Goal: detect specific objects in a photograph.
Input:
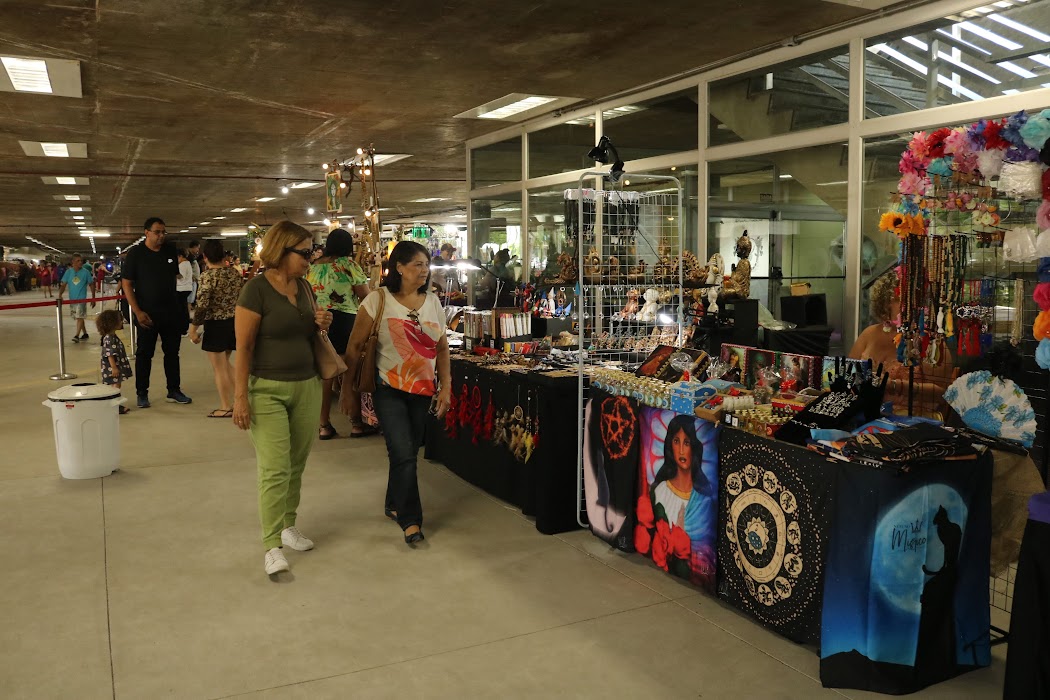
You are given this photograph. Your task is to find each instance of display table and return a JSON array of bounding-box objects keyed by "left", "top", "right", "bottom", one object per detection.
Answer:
[
  {"left": 717, "top": 429, "right": 993, "bottom": 694},
  {"left": 1004, "top": 491, "right": 1050, "bottom": 699},
  {"left": 424, "top": 357, "right": 580, "bottom": 535}
]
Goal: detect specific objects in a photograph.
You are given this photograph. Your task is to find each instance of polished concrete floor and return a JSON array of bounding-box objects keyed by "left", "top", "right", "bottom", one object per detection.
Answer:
[{"left": 1, "top": 290, "right": 1009, "bottom": 699}]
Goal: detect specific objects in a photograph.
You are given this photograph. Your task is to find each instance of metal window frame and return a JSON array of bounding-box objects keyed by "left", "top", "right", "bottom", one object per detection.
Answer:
[{"left": 466, "top": 0, "right": 1050, "bottom": 346}]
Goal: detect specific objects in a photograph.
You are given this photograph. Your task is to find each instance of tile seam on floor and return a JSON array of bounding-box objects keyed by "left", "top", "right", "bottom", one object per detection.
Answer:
[
  {"left": 207, "top": 599, "right": 674, "bottom": 700},
  {"left": 669, "top": 596, "right": 852, "bottom": 698},
  {"left": 101, "top": 478, "right": 117, "bottom": 700}
]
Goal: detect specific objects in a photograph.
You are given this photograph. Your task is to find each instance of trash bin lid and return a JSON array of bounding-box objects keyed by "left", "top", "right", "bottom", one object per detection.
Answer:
[{"left": 47, "top": 383, "right": 121, "bottom": 402}]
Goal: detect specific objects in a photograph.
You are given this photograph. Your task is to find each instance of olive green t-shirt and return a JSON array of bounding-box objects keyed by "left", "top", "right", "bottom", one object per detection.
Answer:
[{"left": 237, "top": 275, "right": 317, "bottom": 381}]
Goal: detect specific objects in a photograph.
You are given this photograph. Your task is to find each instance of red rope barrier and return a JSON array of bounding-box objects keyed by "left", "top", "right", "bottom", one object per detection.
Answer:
[{"left": 0, "top": 295, "right": 125, "bottom": 312}]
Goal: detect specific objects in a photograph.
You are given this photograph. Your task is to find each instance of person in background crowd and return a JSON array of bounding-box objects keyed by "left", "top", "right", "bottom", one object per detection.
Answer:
[
  {"left": 310, "top": 244, "right": 324, "bottom": 263},
  {"left": 185, "top": 240, "right": 201, "bottom": 306},
  {"left": 95, "top": 260, "right": 107, "bottom": 289},
  {"left": 50, "top": 262, "right": 59, "bottom": 288},
  {"left": 96, "top": 309, "right": 133, "bottom": 415},
  {"left": 121, "top": 217, "right": 192, "bottom": 408},
  {"left": 306, "top": 228, "right": 373, "bottom": 439},
  {"left": 58, "top": 253, "right": 96, "bottom": 342},
  {"left": 431, "top": 243, "right": 461, "bottom": 296},
  {"left": 189, "top": 240, "right": 242, "bottom": 418},
  {"left": 0, "top": 265, "right": 8, "bottom": 295},
  {"left": 234, "top": 221, "right": 332, "bottom": 576},
  {"left": 343, "top": 240, "right": 451, "bottom": 546},
  {"left": 39, "top": 263, "right": 52, "bottom": 298},
  {"left": 55, "top": 262, "right": 66, "bottom": 288},
  {"left": 176, "top": 249, "right": 194, "bottom": 320},
  {"left": 476, "top": 248, "right": 515, "bottom": 309}
]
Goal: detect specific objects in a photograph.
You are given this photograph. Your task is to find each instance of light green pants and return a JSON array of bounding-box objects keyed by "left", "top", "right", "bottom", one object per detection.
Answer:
[{"left": 248, "top": 375, "right": 322, "bottom": 549}]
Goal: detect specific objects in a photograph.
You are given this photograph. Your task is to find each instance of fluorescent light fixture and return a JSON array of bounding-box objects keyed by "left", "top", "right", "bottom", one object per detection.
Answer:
[
  {"left": 63, "top": 195, "right": 84, "bottom": 201},
  {"left": 255, "top": 197, "right": 276, "bottom": 202},
  {"left": 289, "top": 181, "right": 322, "bottom": 189},
  {"left": 72, "top": 215, "right": 85, "bottom": 219},
  {"left": 492, "top": 206, "right": 520, "bottom": 212},
  {"left": 476, "top": 96, "right": 556, "bottom": 119},
  {"left": 66, "top": 207, "right": 83, "bottom": 212},
  {"left": 188, "top": 226, "right": 197, "bottom": 229},
  {"left": 81, "top": 232, "right": 110, "bottom": 237},
  {"left": 41, "top": 176, "right": 89, "bottom": 186},
  {"left": 410, "top": 197, "right": 449, "bottom": 203},
  {"left": 42, "top": 142, "right": 68, "bottom": 157},
  {"left": 566, "top": 104, "right": 645, "bottom": 126},
  {"left": 371, "top": 154, "right": 412, "bottom": 166},
  {"left": 229, "top": 207, "right": 248, "bottom": 212},
  {"left": 1, "top": 55, "right": 82, "bottom": 97},
  {"left": 455, "top": 93, "right": 578, "bottom": 122},
  {"left": 1, "top": 56, "right": 51, "bottom": 93},
  {"left": 212, "top": 216, "right": 226, "bottom": 219},
  {"left": 180, "top": 229, "right": 188, "bottom": 233},
  {"left": 957, "top": 21, "right": 1023, "bottom": 50},
  {"left": 221, "top": 232, "right": 245, "bottom": 237},
  {"left": 779, "top": 174, "right": 793, "bottom": 180},
  {"left": 816, "top": 180, "right": 848, "bottom": 186},
  {"left": 19, "top": 140, "right": 87, "bottom": 158},
  {"left": 199, "top": 221, "right": 210, "bottom": 225}
]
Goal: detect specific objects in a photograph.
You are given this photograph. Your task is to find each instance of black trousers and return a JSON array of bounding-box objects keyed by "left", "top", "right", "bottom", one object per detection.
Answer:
[
  {"left": 1004, "top": 519, "right": 1050, "bottom": 699},
  {"left": 372, "top": 384, "right": 430, "bottom": 530},
  {"left": 134, "top": 312, "right": 184, "bottom": 396}
]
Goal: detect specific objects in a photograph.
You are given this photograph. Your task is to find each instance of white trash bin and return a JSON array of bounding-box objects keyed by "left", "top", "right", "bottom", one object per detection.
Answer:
[{"left": 43, "top": 384, "right": 125, "bottom": 479}]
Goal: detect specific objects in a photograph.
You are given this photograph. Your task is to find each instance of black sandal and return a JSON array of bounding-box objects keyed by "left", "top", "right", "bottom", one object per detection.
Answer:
[
  {"left": 349, "top": 420, "right": 378, "bottom": 438},
  {"left": 318, "top": 423, "right": 338, "bottom": 440},
  {"left": 384, "top": 508, "right": 398, "bottom": 522},
  {"left": 403, "top": 525, "right": 424, "bottom": 545}
]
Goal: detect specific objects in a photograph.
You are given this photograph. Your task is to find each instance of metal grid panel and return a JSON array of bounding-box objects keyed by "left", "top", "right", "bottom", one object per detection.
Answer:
[{"left": 574, "top": 174, "right": 685, "bottom": 527}]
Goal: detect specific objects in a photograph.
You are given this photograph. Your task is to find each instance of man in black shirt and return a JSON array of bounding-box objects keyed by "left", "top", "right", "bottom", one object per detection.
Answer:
[{"left": 121, "top": 217, "right": 192, "bottom": 408}]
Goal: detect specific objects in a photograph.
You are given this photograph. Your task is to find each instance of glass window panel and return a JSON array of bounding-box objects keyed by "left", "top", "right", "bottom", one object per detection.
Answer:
[
  {"left": 600, "top": 89, "right": 699, "bottom": 162},
  {"left": 470, "top": 136, "right": 521, "bottom": 189},
  {"left": 471, "top": 194, "right": 522, "bottom": 270},
  {"left": 707, "top": 143, "right": 849, "bottom": 354},
  {"left": 621, "top": 166, "right": 700, "bottom": 255},
  {"left": 528, "top": 119, "right": 598, "bottom": 179},
  {"left": 709, "top": 47, "right": 849, "bottom": 147},
  {"left": 527, "top": 184, "right": 575, "bottom": 283},
  {"left": 864, "top": 0, "right": 1050, "bottom": 117}
]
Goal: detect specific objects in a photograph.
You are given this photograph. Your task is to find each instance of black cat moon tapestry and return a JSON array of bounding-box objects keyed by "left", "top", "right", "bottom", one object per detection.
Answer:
[{"left": 819, "top": 456, "right": 992, "bottom": 694}]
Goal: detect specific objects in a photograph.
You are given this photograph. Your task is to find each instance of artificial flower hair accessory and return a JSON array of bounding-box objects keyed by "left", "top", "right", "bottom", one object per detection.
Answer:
[
  {"left": 1037, "top": 338, "right": 1050, "bottom": 370},
  {"left": 999, "top": 161, "right": 1043, "bottom": 200},
  {"left": 1034, "top": 282, "right": 1050, "bottom": 311},
  {"left": 1033, "top": 309, "right": 1050, "bottom": 340},
  {"left": 1018, "top": 108, "right": 1050, "bottom": 150},
  {"left": 1003, "top": 226, "right": 1038, "bottom": 262},
  {"left": 1036, "top": 230, "right": 1050, "bottom": 259},
  {"left": 975, "top": 149, "right": 1006, "bottom": 179}
]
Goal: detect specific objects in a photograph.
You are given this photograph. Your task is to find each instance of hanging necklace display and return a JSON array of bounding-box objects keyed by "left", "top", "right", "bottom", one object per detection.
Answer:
[
  {"left": 1011, "top": 278, "right": 1025, "bottom": 346},
  {"left": 470, "top": 385, "right": 483, "bottom": 444},
  {"left": 480, "top": 388, "right": 495, "bottom": 442},
  {"left": 523, "top": 389, "right": 535, "bottom": 463}
]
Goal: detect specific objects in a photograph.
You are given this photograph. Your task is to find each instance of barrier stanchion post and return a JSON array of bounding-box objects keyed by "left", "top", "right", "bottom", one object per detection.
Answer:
[{"left": 49, "top": 298, "right": 77, "bottom": 381}]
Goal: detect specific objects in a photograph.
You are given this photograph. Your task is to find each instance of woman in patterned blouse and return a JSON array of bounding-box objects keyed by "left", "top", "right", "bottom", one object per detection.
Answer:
[
  {"left": 189, "top": 239, "right": 244, "bottom": 417},
  {"left": 307, "top": 229, "right": 373, "bottom": 438}
]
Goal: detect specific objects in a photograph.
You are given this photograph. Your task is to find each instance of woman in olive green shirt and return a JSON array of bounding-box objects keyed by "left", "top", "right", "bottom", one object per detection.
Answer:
[{"left": 234, "top": 221, "right": 333, "bottom": 577}]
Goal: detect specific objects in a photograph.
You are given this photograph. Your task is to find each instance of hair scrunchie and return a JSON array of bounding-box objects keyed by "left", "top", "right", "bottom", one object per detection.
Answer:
[
  {"left": 1035, "top": 309, "right": 1050, "bottom": 340},
  {"left": 1038, "top": 338, "right": 1050, "bottom": 370},
  {"left": 1038, "top": 257, "right": 1050, "bottom": 283},
  {"left": 1036, "top": 282, "right": 1050, "bottom": 311}
]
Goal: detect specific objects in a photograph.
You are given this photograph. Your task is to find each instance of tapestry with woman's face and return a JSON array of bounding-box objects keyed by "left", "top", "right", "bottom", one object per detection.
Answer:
[{"left": 635, "top": 409, "right": 720, "bottom": 591}]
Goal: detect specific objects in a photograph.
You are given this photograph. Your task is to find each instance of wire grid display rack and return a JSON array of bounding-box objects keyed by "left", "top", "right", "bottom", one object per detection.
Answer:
[
  {"left": 921, "top": 193, "right": 1047, "bottom": 642},
  {"left": 575, "top": 173, "right": 684, "bottom": 528}
]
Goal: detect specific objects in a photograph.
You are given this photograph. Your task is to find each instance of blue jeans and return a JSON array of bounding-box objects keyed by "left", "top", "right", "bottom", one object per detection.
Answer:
[{"left": 372, "top": 383, "right": 430, "bottom": 530}]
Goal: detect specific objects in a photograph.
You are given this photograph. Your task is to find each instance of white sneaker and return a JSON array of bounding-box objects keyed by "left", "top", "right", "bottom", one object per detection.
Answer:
[
  {"left": 264, "top": 547, "right": 289, "bottom": 575},
  {"left": 281, "top": 527, "right": 314, "bottom": 551}
]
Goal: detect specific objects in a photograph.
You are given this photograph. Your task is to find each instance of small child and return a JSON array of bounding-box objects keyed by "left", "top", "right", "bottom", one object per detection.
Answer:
[{"left": 96, "top": 310, "right": 133, "bottom": 414}]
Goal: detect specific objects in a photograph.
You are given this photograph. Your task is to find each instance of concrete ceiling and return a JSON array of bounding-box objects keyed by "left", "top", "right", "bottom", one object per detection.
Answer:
[{"left": 0, "top": 0, "right": 882, "bottom": 255}]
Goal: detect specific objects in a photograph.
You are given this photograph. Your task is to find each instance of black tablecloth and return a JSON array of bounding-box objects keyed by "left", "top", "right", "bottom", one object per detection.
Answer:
[{"left": 424, "top": 358, "right": 581, "bottom": 535}]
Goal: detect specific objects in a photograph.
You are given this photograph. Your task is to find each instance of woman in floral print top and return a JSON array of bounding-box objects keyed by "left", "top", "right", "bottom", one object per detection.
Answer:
[
  {"left": 306, "top": 229, "right": 372, "bottom": 438},
  {"left": 189, "top": 240, "right": 244, "bottom": 417}
]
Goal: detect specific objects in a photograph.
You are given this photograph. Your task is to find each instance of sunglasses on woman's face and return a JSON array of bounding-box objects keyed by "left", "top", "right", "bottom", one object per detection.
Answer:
[{"left": 285, "top": 247, "right": 313, "bottom": 260}]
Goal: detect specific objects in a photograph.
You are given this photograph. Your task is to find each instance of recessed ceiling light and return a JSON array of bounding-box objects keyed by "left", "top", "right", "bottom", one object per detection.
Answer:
[
  {"left": 221, "top": 231, "right": 246, "bottom": 237},
  {"left": 199, "top": 221, "right": 210, "bottom": 225},
  {"left": 456, "top": 94, "right": 578, "bottom": 122},
  {"left": 19, "top": 141, "right": 82, "bottom": 158},
  {"left": 56, "top": 177, "right": 77, "bottom": 185},
  {"left": 306, "top": 207, "right": 315, "bottom": 215},
  {"left": 72, "top": 215, "right": 85, "bottom": 219},
  {"left": 67, "top": 207, "right": 83, "bottom": 212},
  {"left": 1, "top": 55, "right": 82, "bottom": 97},
  {"left": 1, "top": 56, "right": 52, "bottom": 93},
  {"left": 81, "top": 232, "right": 110, "bottom": 237},
  {"left": 255, "top": 197, "right": 276, "bottom": 202},
  {"left": 289, "top": 181, "right": 323, "bottom": 189},
  {"left": 188, "top": 226, "right": 197, "bottom": 229},
  {"left": 229, "top": 207, "right": 248, "bottom": 212},
  {"left": 410, "top": 197, "right": 449, "bottom": 203},
  {"left": 180, "top": 229, "right": 188, "bottom": 233},
  {"left": 212, "top": 216, "right": 226, "bottom": 220}
]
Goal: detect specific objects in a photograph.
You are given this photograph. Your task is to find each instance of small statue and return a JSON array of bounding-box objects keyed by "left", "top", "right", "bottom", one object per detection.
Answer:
[
  {"left": 707, "top": 285, "right": 720, "bottom": 315},
  {"left": 680, "top": 251, "right": 706, "bottom": 286},
  {"left": 583, "top": 247, "right": 603, "bottom": 283},
  {"left": 545, "top": 288, "right": 556, "bottom": 317},
  {"left": 721, "top": 231, "right": 752, "bottom": 299},
  {"left": 637, "top": 288, "right": 661, "bottom": 322},
  {"left": 705, "top": 253, "right": 724, "bottom": 286},
  {"left": 619, "top": 288, "right": 640, "bottom": 320},
  {"left": 555, "top": 289, "right": 567, "bottom": 316},
  {"left": 653, "top": 244, "right": 674, "bottom": 282}
]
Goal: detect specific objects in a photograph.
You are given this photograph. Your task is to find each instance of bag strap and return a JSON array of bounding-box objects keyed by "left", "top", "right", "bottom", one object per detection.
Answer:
[
  {"left": 367, "top": 288, "right": 386, "bottom": 338},
  {"left": 298, "top": 277, "right": 318, "bottom": 312}
]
